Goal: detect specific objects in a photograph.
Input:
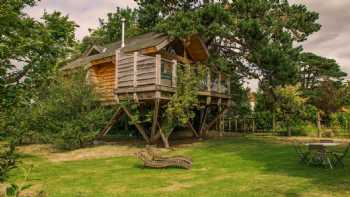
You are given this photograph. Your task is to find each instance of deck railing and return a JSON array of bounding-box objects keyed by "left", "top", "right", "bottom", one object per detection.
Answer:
[{"left": 115, "top": 51, "right": 229, "bottom": 95}]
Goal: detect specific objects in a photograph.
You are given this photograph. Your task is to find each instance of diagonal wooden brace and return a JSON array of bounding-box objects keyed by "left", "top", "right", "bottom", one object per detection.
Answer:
[
  {"left": 186, "top": 121, "right": 199, "bottom": 138},
  {"left": 203, "top": 108, "right": 228, "bottom": 137},
  {"left": 97, "top": 107, "right": 124, "bottom": 138},
  {"left": 121, "top": 106, "right": 150, "bottom": 144}
]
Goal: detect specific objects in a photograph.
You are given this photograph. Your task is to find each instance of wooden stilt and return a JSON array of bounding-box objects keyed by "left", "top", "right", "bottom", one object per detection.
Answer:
[
  {"left": 187, "top": 121, "right": 199, "bottom": 138},
  {"left": 157, "top": 122, "right": 169, "bottom": 148},
  {"left": 203, "top": 108, "right": 228, "bottom": 137},
  {"left": 97, "top": 107, "right": 124, "bottom": 138},
  {"left": 199, "top": 107, "right": 208, "bottom": 136},
  {"left": 151, "top": 99, "right": 160, "bottom": 140},
  {"left": 317, "top": 111, "right": 321, "bottom": 138},
  {"left": 121, "top": 106, "right": 150, "bottom": 144}
]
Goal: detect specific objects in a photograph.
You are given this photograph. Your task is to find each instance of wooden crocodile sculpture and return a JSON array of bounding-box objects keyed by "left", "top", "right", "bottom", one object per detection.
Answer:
[{"left": 135, "top": 150, "right": 192, "bottom": 170}]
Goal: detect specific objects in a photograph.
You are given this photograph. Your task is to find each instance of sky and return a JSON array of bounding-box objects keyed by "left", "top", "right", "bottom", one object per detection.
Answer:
[{"left": 25, "top": 0, "right": 350, "bottom": 89}]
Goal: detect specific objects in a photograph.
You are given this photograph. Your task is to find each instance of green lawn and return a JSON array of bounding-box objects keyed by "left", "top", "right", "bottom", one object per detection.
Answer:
[{"left": 5, "top": 137, "right": 350, "bottom": 196}]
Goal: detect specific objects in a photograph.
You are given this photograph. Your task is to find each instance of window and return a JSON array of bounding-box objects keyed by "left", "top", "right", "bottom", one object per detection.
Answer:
[{"left": 161, "top": 61, "right": 172, "bottom": 80}]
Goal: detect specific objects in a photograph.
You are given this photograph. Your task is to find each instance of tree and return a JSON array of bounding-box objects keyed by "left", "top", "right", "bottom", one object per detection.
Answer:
[
  {"left": 299, "top": 52, "right": 346, "bottom": 90},
  {"left": 310, "top": 80, "right": 350, "bottom": 116},
  {"left": 134, "top": 0, "right": 322, "bottom": 114},
  {"left": 274, "top": 85, "right": 307, "bottom": 136},
  {"left": 80, "top": 7, "right": 140, "bottom": 52},
  {"left": 5, "top": 70, "right": 113, "bottom": 149},
  {"left": 0, "top": 1, "right": 78, "bottom": 109}
]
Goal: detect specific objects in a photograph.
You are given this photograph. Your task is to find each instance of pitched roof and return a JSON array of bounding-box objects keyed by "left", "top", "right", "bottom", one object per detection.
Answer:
[
  {"left": 61, "top": 32, "right": 209, "bottom": 71},
  {"left": 61, "top": 32, "right": 170, "bottom": 71}
]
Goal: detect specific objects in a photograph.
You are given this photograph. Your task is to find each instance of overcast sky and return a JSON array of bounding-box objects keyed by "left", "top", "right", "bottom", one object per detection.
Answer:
[{"left": 26, "top": 0, "right": 350, "bottom": 89}]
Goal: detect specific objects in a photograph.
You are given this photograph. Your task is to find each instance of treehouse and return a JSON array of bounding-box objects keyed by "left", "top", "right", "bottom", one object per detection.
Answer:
[{"left": 62, "top": 32, "right": 231, "bottom": 147}]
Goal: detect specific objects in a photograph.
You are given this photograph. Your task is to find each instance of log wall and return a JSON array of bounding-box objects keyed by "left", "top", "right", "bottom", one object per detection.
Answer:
[{"left": 90, "top": 62, "right": 116, "bottom": 102}]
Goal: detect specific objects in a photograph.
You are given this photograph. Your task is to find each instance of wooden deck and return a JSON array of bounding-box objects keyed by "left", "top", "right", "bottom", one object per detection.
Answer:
[{"left": 88, "top": 51, "right": 231, "bottom": 106}]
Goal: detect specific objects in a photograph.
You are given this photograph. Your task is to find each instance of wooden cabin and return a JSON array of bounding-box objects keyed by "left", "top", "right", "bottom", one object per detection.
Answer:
[{"left": 62, "top": 32, "right": 231, "bottom": 147}]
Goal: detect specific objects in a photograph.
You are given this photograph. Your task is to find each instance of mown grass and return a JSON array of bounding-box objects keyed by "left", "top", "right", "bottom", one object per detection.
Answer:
[{"left": 5, "top": 137, "right": 350, "bottom": 196}]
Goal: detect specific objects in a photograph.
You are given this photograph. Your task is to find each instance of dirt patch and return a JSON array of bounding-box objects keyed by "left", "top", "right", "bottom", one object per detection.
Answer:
[
  {"left": 159, "top": 181, "right": 192, "bottom": 192},
  {"left": 17, "top": 143, "right": 171, "bottom": 162}
]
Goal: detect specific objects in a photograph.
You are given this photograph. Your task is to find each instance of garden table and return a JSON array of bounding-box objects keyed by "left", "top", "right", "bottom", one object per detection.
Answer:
[{"left": 304, "top": 142, "right": 340, "bottom": 169}]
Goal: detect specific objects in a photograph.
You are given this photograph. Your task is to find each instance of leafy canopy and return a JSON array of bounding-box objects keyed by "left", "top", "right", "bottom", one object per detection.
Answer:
[{"left": 0, "top": 0, "right": 78, "bottom": 108}]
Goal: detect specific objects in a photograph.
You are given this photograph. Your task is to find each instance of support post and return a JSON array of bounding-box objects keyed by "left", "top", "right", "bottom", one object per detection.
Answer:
[
  {"left": 133, "top": 52, "right": 138, "bottom": 101},
  {"left": 199, "top": 107, "right": 208, "bottom": 136},
  {"left": 157, "top": 122, "right": 170, "bottom": 148},
  {"left": 115, "top": 50, "right": 120, "bottom": 103},
  {"left": 235, "top": 118, "right": 238, "bottom": 132},
  {"left": 187, "top": 121, "right": 199, "bottom": 138},
  {"left": 121, "top": 106, "right": 150, "bottom": 144},
  {"left": 172, "top": 60, "right": 177, "bottom": 88},
  {"left": 207, "top": 69, "right": 211, "bottom": 105},
  {"left": 97, "top": 107, "right": 124, "bottom": 138},
  {"left": 252, "top": 118, "right": 255, "bottom": 133},
  {"left": 228, "top": 118, "right": 231, "bottom": 132},
  {"left": 317, "top": 111, "right": 321, "bottom": 138},
  {"left": 218, "top": 72, "right": 222, "bottom": 93},
  {"left": 156, "top": 54, "right": 161, "bottom": 86},
  {"left": 203, "top": 108, "right": 228, "bottom": 137},
  {"left": 151, "top": 99, "right": 160, "bottom": 140},
  {"left": 218, "top": 99, "right": 223, "bottom": 137},
  {"left": 272, "top": 113, "right": 276, "bottom": 133}
]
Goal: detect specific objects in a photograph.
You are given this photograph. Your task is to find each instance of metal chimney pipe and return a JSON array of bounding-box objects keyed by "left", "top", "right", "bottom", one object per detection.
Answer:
[{"left": 121, "top": 18, "right": 126, "bottom": 48}]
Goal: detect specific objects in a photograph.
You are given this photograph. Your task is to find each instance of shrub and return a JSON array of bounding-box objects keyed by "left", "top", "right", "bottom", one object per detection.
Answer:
[
  {"left": 5, "top": 69, "right": 113, "bottom": 150},
  {"left": 0, "top": 143, "right": 17, "bottom": 182}
]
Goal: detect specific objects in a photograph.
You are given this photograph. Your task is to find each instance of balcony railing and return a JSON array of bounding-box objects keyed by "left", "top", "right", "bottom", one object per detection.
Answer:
[{"left": 115, "top": 51, "right": 229, "bottom": 96}]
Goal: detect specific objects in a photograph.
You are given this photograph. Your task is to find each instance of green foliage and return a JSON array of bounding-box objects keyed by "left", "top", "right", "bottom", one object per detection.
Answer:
[
  {"left": 140, "top": 0, "right": 320, "bottom": 89},
  {"left": 0, "top": 142, "right": 17, "bottom": 183},
  {"left": 309, "top": 80, "right": 350, "bottom": 116},
  {"left": 4, "top": 70, "right": 113, "bottom": 150},
  {"left": 299, "top": 52, "right": 347, "bottom": 90},
  {"left": 6, "top": 183, "right": 32, "bottom": 197},
  {"left": 165, "top": 65, "right": 206, "bottom": 134},
  {"left": 229, "top": 73, "right": 251, "bottom": 116},
  {"left": 255, "top": 85, "right": 319, "bottom": 135},
  {"left": 0, "top": 1, "right": 78, "bottom": 109}
]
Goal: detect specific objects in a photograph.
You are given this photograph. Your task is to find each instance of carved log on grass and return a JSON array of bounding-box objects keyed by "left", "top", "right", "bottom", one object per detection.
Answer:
[{"left": 136, "top": 151, "right": 192, "bottom": 169}]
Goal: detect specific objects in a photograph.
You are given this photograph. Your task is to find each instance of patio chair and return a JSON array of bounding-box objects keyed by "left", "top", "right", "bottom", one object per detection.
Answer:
[
  {"left": 308, "top": 144, "right": 334, "bottom": 168},
  {"left": 293, "top": 141, "right": 310, "bottom": 164},
  {"left": 331, "top": 143, "right": 350, "bottom": 168}
]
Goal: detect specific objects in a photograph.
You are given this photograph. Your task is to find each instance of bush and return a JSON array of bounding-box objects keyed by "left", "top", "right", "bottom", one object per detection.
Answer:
[
  {"left": 292, "top": 123, "right": 318, "bottom": 136},
  {"left": 5, "top": 69, "right": 113, "bottom": 150},
  {"left": 0, "top": 143, "right": 17, "bottom": 182}
]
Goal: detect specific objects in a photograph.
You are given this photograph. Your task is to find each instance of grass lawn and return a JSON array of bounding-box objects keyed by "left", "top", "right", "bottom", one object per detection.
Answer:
[{"left": 4, "top": 137, "right": 350, "bottom": 197}]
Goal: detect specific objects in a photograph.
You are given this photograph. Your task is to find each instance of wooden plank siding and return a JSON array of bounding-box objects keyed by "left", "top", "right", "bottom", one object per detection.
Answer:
[{"left": 89, "top": 52, "right": 230, "bottom": 104}]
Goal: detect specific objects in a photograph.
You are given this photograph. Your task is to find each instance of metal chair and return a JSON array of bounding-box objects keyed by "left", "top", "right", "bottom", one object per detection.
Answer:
[
  {"left": 293, "top": 141, "right": 310, "bottom": 164},
  {"left": 308, "top": 144, "right": 334, "bottom": 168},
  {"left": 332, "top": 143, "right": 350, "bottom": 168}
]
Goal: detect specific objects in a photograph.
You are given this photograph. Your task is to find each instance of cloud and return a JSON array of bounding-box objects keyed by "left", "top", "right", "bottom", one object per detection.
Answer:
[
  {"left": 25, "top": 0, "right": 137, "bottom": 39},
  {"left": 290, "top": 0, "right": 350, "bottom": 79}
]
